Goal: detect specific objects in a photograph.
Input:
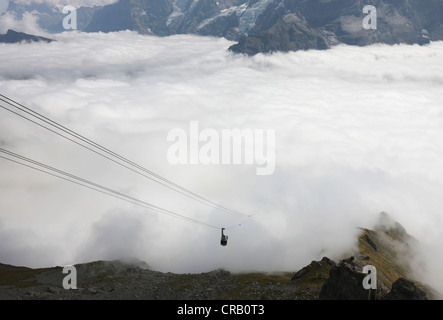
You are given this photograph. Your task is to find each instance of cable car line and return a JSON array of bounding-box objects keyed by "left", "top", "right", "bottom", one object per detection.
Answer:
[
  {"left": 0, "top": 94, "right": 250, "bottom": 218},
  {"left": 0, "top": 147, "right": 220, "bottom": 230}
]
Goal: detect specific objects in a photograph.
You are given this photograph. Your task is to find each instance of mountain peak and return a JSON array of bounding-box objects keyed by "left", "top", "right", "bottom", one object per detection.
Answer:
[
  {"left": 0, "top": 30, "right": 54, "bottom": 44},
  {"left": 374, "top": 212, "right": 409, "bottom": 239}
]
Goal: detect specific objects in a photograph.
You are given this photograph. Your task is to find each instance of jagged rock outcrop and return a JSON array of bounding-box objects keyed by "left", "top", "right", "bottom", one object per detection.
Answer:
[
  {"left": 319, "top": 212, "right": 438, "bottom": 300},
  {"left": 229, "top": 11, "right": 329, "bottom": 55},
  {"left": 292, "top": 257, "right": 335, "bottom": 281},
  {"left": 319, "top": 255, "right": 431, "bottom": 300},
  {"left": 319, "top": 256, "right": 387, "bottom": 300},
  {"left": 384, "top": 277, "right": 428, "bottom": 300},
  {"left": 83, "top": 0, "right": 251, "bottom": 36},
  {"left": 0, "top": 30, "right": 54, "bottom": 44},
  {"left": 290, "top": 257, "right": 336, "bottom": 299}
]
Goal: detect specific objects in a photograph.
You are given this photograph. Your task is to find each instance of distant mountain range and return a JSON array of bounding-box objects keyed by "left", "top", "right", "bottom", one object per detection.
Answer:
[{"left": 2, "top": 0, "right": 443, "bottom": 54}]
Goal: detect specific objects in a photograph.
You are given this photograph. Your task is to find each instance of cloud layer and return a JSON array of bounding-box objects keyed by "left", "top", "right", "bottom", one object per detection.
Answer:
[{"left": 1, "top": 31, "right": 443, "bottom": 292}]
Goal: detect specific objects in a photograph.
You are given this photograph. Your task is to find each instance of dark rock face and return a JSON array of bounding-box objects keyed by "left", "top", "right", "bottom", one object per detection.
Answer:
[
  {"left": 384, "top": 278, "right": 428, "bottom": 300},
  {"left": 0, "top": 30, "right": 54, "bottom": 44},
  {"left": 84, "top": 0, "right": 249, "bottom": 37},
  {"left": 292, "top": 257, "right": 335, "bottom": 281},
  {"left": 84, "top": 0, "right": 135, "bottom": 33},
  {"left": 319, "top": 257, "right": 387, "bottom": 300},
  {"left": 364, "top": 234, "right": 377, "bottom": 251},
  {"left": 319, "top": 254, "right": 431, "bottom": 300},
  {"left": 230, "top": 0, "right": 443, "bottom": 54},
  {"left": 319, "top": 213, "right": 436, "bottom": 300},
  {"left": 229, "top": 12, "right": 328, "bottom": 55}
]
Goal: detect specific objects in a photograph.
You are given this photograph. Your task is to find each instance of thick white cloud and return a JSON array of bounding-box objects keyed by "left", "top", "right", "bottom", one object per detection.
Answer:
[
  {"left": 0, "top": 32, "right": 443, "bottom": 293},
  {"left": 0, "top": 11, "right": 45, "bottom": 34}
]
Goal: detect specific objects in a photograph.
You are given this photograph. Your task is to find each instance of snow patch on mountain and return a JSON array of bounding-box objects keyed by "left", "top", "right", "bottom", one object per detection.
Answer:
[
  {"left": 238, "top": 0, "right": 275, "bottom": 34},
  {"left": 197, "top": 3, "right": 247, "bottom": 31}
]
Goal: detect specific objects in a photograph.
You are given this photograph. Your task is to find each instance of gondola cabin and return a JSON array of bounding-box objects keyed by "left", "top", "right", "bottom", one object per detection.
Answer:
[{"left": 220, "top": 228, "right": 228, "bottom": 246}]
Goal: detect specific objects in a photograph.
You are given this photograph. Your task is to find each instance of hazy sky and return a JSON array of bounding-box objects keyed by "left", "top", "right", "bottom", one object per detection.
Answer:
[
  {"left": 1, "top": 31, "right": 443, "bottom": 292},
  {"left": 0, "top": 0, "right": 118, "bottom": 35},
  {"left": 0, "top": 0, "right": 8, "bottom": 14},
  {"left": 2, "top": 0, "right": 117, "bottom": 8}
]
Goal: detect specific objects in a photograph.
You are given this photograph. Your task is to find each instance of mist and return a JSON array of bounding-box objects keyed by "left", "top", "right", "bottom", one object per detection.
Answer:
[
  {"left": 3, "top": 0, "right": 117, "bottom": 8},
  {"left": 0, "top": 31, "right": 443, "bottom": 292},
  {"left": 0, "top": 0, "right": 118, "bottom": 34}
]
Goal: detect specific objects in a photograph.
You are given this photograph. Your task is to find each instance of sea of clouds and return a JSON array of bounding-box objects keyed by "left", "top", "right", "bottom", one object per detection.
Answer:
[{"left": 0, "top": 30, "right": 443, "bottom": 292}]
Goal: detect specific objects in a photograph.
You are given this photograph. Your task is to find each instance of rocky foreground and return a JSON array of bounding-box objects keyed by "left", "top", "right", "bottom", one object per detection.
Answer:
[{"left": 0, "top": 213, "right": 440, "bottom": 300}]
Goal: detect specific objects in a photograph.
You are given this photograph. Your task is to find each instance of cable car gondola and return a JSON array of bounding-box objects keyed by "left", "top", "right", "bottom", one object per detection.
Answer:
[{"left": 220, "top": 228, "right": 228, "bottom": 246}]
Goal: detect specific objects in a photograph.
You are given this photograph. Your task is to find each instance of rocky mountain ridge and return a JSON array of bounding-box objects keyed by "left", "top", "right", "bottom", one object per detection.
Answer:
[
  {"left": 0, "top": 212, "right": 439, "bottom": 300},
  {"left": 0, "top": 29, "right": 53, "bottom": 43}
]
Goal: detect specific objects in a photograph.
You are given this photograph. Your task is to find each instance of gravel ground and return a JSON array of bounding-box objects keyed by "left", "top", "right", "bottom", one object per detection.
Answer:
[{"left": 0, "top": 260, "right": 313, "bottom": 300}]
